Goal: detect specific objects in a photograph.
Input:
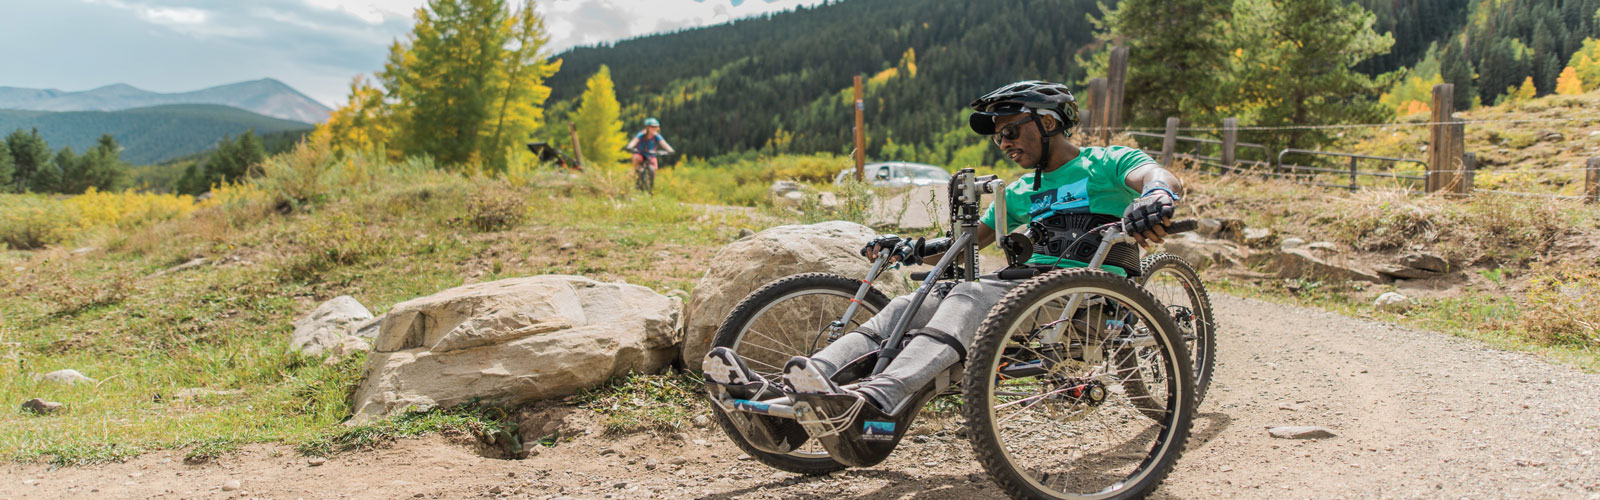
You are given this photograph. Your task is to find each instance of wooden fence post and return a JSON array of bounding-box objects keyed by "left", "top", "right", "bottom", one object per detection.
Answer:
[
  {"left": 1459, "top": 152, "right": 1477, "bottom": 195},
  {"left": 853, "top": 75, "right": 865, "bottom": 181},
  {"left": 1086, "top": 77, "right": 1106, "bottom": 146},
  {"left": 1427, "top": 84, "right": 1455, "bottom": 193},
  {"left": 567, "top": 121, "right": 584, "bottom": 170},
  {"left": 1587, "top": 157, "right": 1599, "bottom": 203},
  {"left": 1160, "top": 117, "right": 1180, "bottom": 168},
  {"left": 1105, "top": 46, "right": 1130, "bottom": 143},
  {"left": 1221, "top": 117, "right": 1238, "bottom": 174}
]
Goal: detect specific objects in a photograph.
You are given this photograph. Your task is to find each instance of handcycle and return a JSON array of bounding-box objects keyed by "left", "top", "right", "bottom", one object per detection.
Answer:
[{"left": 703, "top": 168, "right": 1216, "bottom": 499}]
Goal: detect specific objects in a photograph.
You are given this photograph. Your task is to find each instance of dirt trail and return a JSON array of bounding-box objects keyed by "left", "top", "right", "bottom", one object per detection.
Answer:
[{"left": 5, "top": 293, "right": 1599, "bottom": 500}]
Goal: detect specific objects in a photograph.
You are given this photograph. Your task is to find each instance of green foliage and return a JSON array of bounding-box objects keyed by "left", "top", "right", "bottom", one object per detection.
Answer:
[
  {"left": 1569, "top": 38, "right": 1600, "bottom": 92},
  {"left": 0, "top": 139, "right": 11, "bottom": 193},
  {"left": 575, "top": 373, "right": 704, "bottom": 434},
  {"left": 0, "top": 194, "right": 80, "bottom": 249},
  {"left": 5, "top": 128, "right": 51, "bottom": 192},
  {"left": 176, "top": 131, "right": 266, "bottom": 195},
  {"left": 1085, "top": 0, "right": 1236, "bottom": 128},
  {"left": 573, "top": 65, "right": 625, "bottom": 170},
  {"left": 463, "top": 185, "right": 527, "bottom": 231},
  {"left": 379, "top": 0, "right": 558, "bottom": 170},
  {"left": 297, "top": 402, "right": 520, "bottom": 457},
  {"left": 1229, "top": 0, "right": 1395, "bottom": 149}
]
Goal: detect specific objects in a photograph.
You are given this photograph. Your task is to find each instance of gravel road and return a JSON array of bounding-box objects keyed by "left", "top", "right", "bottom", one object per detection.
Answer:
[{"left": 5, "top": 293, "right": 1598, "bottom": 499}]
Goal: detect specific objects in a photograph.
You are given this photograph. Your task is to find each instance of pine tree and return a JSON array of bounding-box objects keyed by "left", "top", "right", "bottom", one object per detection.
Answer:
[
  {"left": 1555, "top": 66, "right": 1584, "bottom": 95},
  {"left": 83, "top": 134, "right": 129, "bottom": 192},
  {"left": 1085, "top": 0, "right": 1234, "bottom": 127},
  {"left": 1230, "top": 0, "right": 1394, "bottom": 149},
  {"left": 0, "top": 140, "right": 12, "bottom": 193},
  {"left": 5, "top": 128, "right": 51, "bottom": 193},
  {"left": 572, "top": 65, "right": 624, "bottom": 169}
]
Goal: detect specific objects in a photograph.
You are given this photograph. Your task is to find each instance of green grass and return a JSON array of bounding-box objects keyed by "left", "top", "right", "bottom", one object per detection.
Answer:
[
  {"left": 0, "top": 156, "right": 786, "bottom": 465},
  {"left": 574, "top": 372, "right": 706, "bottom": 435},
  {"left": 296, "top": 402, "right": 520, "bottom": 457}
]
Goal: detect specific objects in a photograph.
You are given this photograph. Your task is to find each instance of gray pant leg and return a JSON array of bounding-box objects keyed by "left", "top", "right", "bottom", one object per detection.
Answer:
[
  {"left": 809, "top": 293, "right": 942, "bottom": 376},
  {"left": 855, "top": 279, "right": 1016, "bottom": 413}
]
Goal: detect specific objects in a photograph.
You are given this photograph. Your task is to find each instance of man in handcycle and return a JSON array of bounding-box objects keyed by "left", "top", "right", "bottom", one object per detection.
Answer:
[{"left": 705, "top": 80, "right": 1185, "bottom": 442}]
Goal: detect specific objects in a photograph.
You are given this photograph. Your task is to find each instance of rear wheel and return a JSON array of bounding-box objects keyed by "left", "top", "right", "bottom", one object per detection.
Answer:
[
  {"left": 709, "top": 273, "right": 889, "bottom": 474},
  {"left": 964, "top": 269, "right": 1194, "bottom": 499}
]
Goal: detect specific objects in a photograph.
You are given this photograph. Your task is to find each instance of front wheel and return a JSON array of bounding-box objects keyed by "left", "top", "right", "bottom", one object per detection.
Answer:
[
  {"left": 708, "top": 272, "right": 890, "bottom": 475},
  {"left": 963, "top": 269, "right": 1194, "bottom": 499},
  {"left": 1138, "top": 253, "right": 1215, "bottom": 405}
]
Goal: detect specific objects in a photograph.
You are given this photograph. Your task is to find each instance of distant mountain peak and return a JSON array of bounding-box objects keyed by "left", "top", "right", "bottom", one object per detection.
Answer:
[{"left": 0, "top": 79, "right": 332, "bottom": 123}]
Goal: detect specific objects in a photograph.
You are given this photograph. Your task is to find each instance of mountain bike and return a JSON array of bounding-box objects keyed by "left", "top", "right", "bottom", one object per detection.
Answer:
[
  {"left": 705, "top": 168, "right": 1204, "bottom": 499},
  {"left": 631, "top": 149, "right": 671, "bottom": 194}
]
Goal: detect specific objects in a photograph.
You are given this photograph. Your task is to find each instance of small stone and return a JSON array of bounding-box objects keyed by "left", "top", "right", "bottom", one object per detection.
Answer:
[
  {"left": 1277, "top": 402, "right": 1302, "bottom": 411},
  {"left": 737, "top": 453, "right": 752, "bottom": 461},
  {"left": 613, "top": 481, "right": 629, "bottom": 489},
  {"left": 221, "top": 479, "right": 241, "bottom": 491},
  {"left": 599, "top": 448, "right": 617, "bottom": 456},
  {"left": 692, "top": 439, "right": 709, "bottom": 447},
  {"left": 1306, "top": 241, "right": 1338, "bottom": 252},
  {"left": 559, "top": 242, "right": 575, "bottom": 251},
  {"left": 668, "top": 457, "right": 688, "bottom": 465},
  {"left": 1280, "top": 237, "right": 1306, "bottom": 249},
  {"left": 1374, "top": 292, "right": 1411, "bottom": 313},
  {"left": 21, "top": 398, "right": 64, "bottom": 414},
  {"left": 308, "top": 457, "right": 326, "bottom": 466},
  {"left": 414, "top": 494, "right": 425, "bottom": 498},
  {"left": 692, "top": 415, "right": 710, "bottom": 428},
  {"left": 489, "top": 485, "right": 503, "bottom": 494},
  {"left": 737, "top": 228, "right": 755, "bottom": 239},
  {"left": 22, "top": 479, "right": 38, "bottom": 486},
  {"left": 1267, "top": 426, "right": 1336, "bottom": 439}
]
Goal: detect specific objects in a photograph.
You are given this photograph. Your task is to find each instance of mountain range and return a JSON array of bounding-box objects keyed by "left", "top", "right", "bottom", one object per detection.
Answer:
[{"left": 0, "top": 78, "right": 332, "bottom": 124}]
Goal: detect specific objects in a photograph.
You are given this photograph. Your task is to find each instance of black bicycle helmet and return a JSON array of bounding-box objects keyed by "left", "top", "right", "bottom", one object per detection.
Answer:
[
  {"left": 968, "top": 80, "right": 1079, "bottom": 135},
  {"left": 969, "top": 80, "right": 1080, "bottom": 189}
]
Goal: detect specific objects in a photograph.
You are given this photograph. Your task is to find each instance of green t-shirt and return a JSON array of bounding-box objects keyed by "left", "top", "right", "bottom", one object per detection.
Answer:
[{"left": 978, "top": 146, "right": 1156, "bottom": 274}]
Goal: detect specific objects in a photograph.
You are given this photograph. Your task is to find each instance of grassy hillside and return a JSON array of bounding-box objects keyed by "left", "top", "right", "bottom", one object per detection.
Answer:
[{"left": 0, "top": 104, "right": 313, "bottom": 164}]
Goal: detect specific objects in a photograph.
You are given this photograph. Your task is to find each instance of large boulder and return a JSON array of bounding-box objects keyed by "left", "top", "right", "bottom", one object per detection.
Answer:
[
  {"left": 682, "top": 221, "right": 910, "bottom": 366},
  {"left": 290, "top": 296, "right": 374, "bottom": 356},
  {"left": 350, "top": 275, "right": 680, "bottom": 423}
]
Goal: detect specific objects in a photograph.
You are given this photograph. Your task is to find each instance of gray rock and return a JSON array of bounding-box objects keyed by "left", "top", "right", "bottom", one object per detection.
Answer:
[
  {"left": 290, "top": 296, "right": 374, "bottom": 357},
  {"left": 349, "top": 276, "right": 681, "bottom": 423},
  {"left": 36, "top": 369, "right": 94, "bottom": 385},
  {"left": 1268, "top": 426, "right": 1336, "bottom": 439},
  {"left": 1374, "top": 264, "right": 1438, "bottom": 280},
  {"left": 1306, "top": 241, "right": 1338, "bottom": 252},
  {"left": 221, "top": 479, "right": 241, "bottom": 491},
  {"left": 692, "top": 415, "right": 710, "bottom": 428},
  {"left": 682, "top": 222, "right": 911, "bottom": 366},
  {"left": 21, "top": 398, "right": 63, "bottom": 414},
  {"left": 668, "top": 457, "right": 688, "bottom": 465},
  {"left": 770, "top": 180, "right": 803, "bottom": 197},
  {"left": 1196, "top": 218, "right": 1223, "bottom": 238},
  {"left": 1277, "top": 248, "right": 1388, "bottom": 284},
  {"left": 1398, "top": 252, "right": 1449, "bottom": 273},
  {"left": 147, "top": 257, "right": 210, "bottom": 278},
  {"left": 737, "top": 228, "right": 755, "bottom": 239},
  {"left": 308, "top": 457, "right": 326, "bottom": 466},
  {"left": 1374, "top": 292, "right": 1412, "bottom": 313},
  {"left": 1158, "top": 233, "right": 1244, "bottom": 270},
  {"left": 352, "top": 315, "right": 384, "bottom": 339},
  {"left": 1279, "top": 237, "right": 1307, "bottom": 249},
  {"left": 1243, "top": 227, "right": 1275, "bottom": 247}
]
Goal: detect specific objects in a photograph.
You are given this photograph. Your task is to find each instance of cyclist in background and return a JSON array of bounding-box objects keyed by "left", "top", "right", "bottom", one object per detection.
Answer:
[{"left": 626, "top": 117, "right": 676, "bottom": 173}]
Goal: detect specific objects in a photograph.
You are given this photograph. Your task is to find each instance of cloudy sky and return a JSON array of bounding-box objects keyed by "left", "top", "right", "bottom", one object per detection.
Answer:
[{"left": 0, "top": 0, "right": 830, "bottom": 107}]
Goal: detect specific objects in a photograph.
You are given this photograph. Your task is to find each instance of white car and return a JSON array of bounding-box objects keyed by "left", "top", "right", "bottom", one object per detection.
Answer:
[{"left": 833, "top": 162, "right": 952, "bottom": 187}]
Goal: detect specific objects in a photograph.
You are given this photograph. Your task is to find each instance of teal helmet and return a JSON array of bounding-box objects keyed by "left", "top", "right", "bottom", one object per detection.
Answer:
[{"left": 644, "top": 117, "right": 660, "bottom": 127}]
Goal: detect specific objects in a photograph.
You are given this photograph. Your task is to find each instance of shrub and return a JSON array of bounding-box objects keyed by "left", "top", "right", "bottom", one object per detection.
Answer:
[
  {"left": 1519, "top": 264, "right": 1600, "bottom": 347},
  {"left": 0, "top": 195, "right": 80, "bottom": 249},
  {"left": 464, "top": 186, "right": 527, "bottom": 232}
]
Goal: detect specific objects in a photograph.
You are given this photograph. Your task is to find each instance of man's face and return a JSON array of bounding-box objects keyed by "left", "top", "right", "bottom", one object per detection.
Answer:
[{"left": 992, "top": 113, "right": 1043, "bottom": 166}]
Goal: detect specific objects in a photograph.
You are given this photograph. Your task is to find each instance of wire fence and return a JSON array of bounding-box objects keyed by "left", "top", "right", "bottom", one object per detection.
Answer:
[{"left": 1101, "top": 119, "right": 1598, "bottom": 203}]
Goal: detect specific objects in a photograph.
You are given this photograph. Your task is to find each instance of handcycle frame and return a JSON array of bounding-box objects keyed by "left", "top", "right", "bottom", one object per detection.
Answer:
[{"left": 708, "top": 167, "right": 1198, "bottom": 468}]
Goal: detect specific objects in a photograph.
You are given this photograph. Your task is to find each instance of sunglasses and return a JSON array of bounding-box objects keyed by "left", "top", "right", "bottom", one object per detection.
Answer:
[{"left": 990, "top": 114, "right": 1039, "bottom": 146}]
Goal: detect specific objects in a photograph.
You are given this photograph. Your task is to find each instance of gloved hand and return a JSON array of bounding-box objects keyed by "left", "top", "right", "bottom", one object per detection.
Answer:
[
  {"left": 861, "top": 235, "right": 904, "bottom": 261},
  {"left": 904, "top": 236, "right": 951, "bottom": 266},
  {"left": 1122, "top": 190, "right": 1177, "bottom": 248}
]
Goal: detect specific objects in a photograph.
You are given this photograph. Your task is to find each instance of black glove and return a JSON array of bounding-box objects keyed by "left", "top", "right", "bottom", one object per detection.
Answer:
[
  {"left": 1122, "top": 191, "right": 1177, "bottom": 236},
  {"left": 861, "top": 235, "right": 904, "bottom": 259}
]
